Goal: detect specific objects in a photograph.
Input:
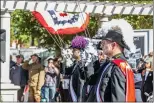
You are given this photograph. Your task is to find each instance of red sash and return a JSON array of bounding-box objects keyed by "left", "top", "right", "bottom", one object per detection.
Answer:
[{"left": 112, "top": 59, "right": 136, "bottom": 102}]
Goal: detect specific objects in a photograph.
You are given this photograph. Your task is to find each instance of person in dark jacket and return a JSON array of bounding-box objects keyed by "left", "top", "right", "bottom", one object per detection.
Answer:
[
  {"left": 67, "top": 36, "right": 95, "bottom": 102},
  {"left": 81, "top": 49, "right": 108, "bottom": 102},
  {"left": 133, "top": 58, "right": 147, "bottom": 102},
  {"left": 86, "top": 29, "right": 136, "bottom": 102},
  {"left": 10, "top": 54, "right": 28, "bottom": 102},
  {"left": 93, "top": 50, "right": 107, "bottom": 73},
  {"left": 10, "top": 55, "right": 16, "bottom": 68},
  {"left": 141, "top": 57, "right": 153, "bottom": 102},
  {"left": 134, "top": 73, "right": 143, "bottom": 102}
]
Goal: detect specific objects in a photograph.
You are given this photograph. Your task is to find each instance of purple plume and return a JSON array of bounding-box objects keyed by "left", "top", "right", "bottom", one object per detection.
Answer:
[{"left": 71, "top": 36, "right": 88, "bottom": 49}]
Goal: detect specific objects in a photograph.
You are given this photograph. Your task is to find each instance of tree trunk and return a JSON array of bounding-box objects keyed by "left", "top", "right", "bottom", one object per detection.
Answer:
[
  {"left": 30, "top": 35, "right": 35, "bottom": 46},
  {"left": 37, "top": 39, "right": 40, "bottom": 48}
]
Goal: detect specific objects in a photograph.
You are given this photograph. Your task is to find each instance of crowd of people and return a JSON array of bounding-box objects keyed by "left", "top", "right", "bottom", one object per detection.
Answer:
[{"left": 9, "top": 26, "right": 153, "bottom": 102}]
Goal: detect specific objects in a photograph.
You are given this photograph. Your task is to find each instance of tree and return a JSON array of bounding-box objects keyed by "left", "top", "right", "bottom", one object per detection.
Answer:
[
  {"left": 111, "top": 15, "right": 152, "bottom": 29},
  {"left": 11, "top": 0, "right": 152, "bottom": 49},
  {"left": 11, "top": 10, "right": 100, "bottom": 49},
  {"left": 89, "top": 0, "right": 153, "bottom": 29},
  {"left": 11, "top": 10, "right": 55, "bottom": 48}
]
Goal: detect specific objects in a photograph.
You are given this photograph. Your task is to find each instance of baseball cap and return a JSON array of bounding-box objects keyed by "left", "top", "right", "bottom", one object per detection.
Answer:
[
  {"left": 16, "top": 54, "right": 24, "bottom": 60},
  {"left": 31, "top": 54, "right": 39, "bottom": 58}
]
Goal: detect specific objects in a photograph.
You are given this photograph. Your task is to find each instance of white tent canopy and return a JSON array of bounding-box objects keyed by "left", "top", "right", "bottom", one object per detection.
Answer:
[{"left": 1, "top": 0, "right": 153, "bottom": 15}]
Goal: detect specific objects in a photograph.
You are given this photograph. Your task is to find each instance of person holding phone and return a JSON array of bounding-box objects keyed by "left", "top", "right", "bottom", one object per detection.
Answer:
[{"left": 44, "top": 58, "right": 60, "bottom": 102}]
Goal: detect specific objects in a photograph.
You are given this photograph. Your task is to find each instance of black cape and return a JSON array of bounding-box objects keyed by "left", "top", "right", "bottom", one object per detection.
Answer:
[
  {"left": 65, "top": 59, "right": 95, "bottom": 102},
  {"left": 86, "top": 53, "right": 127, "bottom": 102}
]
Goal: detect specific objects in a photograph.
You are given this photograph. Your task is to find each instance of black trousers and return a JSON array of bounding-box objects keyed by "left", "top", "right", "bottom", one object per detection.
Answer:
[
  {"left": 17, "top": 86, "right": 25, "bottom": 102},
  {"left": 59, "top": 82, "right": 69, "bottom": 102}
]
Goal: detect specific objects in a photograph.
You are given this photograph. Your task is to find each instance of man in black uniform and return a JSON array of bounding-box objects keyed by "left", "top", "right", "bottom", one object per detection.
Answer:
[
  {"left": 82, "top": 47, "right": 108, "bottom": 102},
  {"left": 86, "top": 29, "right": 136, "bottom": 102},
  {"left": 66, "top": 36, "right": 95, "bottom": 102}
]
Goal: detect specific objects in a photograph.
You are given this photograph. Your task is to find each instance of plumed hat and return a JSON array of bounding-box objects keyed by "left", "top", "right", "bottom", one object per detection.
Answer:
[
  {"left": 94, "top": 19, "right": 136, "bottom": 52},
  {"left": 70, "top": 36, "right": 88, "bottom": 49}
]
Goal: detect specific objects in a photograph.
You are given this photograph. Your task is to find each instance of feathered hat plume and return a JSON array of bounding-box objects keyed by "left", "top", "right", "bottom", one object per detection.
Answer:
[
  {"left": 95, "top": 19, "right": 136, "bottom": 53},
  {"left": 71, "top": 36, "right": 88, "bottom": 49}
]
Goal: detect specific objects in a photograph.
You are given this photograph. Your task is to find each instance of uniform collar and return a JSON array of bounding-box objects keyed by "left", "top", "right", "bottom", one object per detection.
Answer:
[
  {"left": 112, "top": 53, "right": 126, "bottom": 61},
  {"left": 112, "top": 53, "right": 122, "bottom": 59}
]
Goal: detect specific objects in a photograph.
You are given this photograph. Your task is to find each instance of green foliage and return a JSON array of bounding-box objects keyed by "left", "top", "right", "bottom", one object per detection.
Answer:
[
  {"left": 11, "top": 10, "right": 100, "bottom": 49},
  {"left": 11, "top": 9, "right": 55, "bottom": 48},
  {"left": 11, "top": 0, "right": 153, "bottom": 49},
  {"left": 89, "top": 0, "right": 153, "bottom": 29},
  {"left": 86, "top": 14, "right": 101, "bottom": 37},
  {"left": 111, "top": 15, "right": 153, "bottom": 29}
]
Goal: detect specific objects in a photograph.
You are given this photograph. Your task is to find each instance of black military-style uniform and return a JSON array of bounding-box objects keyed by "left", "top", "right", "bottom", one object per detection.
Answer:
[
  {"left": 141, "top": 70, "right": 153, "bottom": 102},
  {"left": 86, "top": 53, "right": 127, "bottom": 102},
  {"left": 64, "top": 59, "right": 94, "bottom": 102}
]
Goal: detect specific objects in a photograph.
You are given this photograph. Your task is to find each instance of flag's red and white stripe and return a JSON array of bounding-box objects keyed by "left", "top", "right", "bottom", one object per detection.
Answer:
[{"left": 32, "top": 10, "right": 89, "bottom": 35}]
